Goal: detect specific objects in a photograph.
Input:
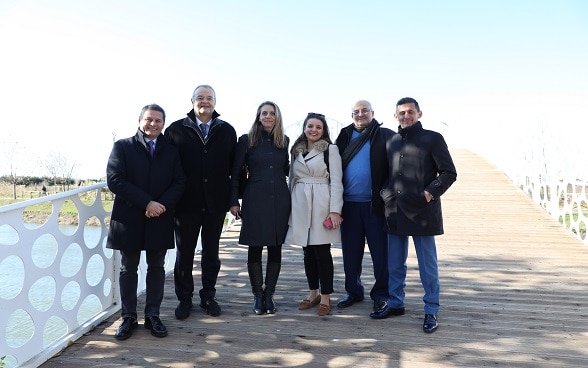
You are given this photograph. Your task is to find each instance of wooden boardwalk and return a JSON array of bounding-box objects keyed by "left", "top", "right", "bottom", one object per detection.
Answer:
[{"left": 40, "top": 149, "right": 588, "bottom": 368}]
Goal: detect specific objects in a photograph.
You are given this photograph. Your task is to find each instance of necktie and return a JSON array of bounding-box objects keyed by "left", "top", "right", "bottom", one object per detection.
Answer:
[
  {"left": 147, "top": 140, "right": 155, "bottom": 157},
  {"left": 200, "top": 123, "right": 209, "bottom": 138}
]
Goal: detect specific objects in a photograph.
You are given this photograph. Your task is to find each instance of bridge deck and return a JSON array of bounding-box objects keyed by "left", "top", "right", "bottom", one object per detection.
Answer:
[{"left": 40, "top": 149, "right": 588, "bottom": 367}]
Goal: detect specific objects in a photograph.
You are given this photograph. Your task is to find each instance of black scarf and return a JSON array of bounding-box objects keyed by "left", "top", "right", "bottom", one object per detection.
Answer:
[{"left": 340, "top": 119, "right": 380, "bottom": 169}]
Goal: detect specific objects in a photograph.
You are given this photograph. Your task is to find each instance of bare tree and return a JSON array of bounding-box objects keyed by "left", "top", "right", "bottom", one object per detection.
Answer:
[
  {"left": 1, "top": 135, "right": 25, "bottom": 199},
  {"left": 7, "top": 163, "right": 18, "bottom": 199},
  {"left": 40, "top": 151, "right": 78, "bottom": 193},
  {"left": 65, "top": 159, "right": 78, "bottom": 190}
]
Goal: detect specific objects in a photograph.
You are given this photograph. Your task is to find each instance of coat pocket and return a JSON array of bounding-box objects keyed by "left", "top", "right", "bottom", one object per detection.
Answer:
[{"left": 397, "top": 192, "right": 428, "bottom": 220}]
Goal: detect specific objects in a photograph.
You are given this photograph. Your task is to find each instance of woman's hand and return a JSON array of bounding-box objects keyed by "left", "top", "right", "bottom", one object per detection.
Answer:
[{"left": 327, "top": 212, "right": 343, "bottom": 229}]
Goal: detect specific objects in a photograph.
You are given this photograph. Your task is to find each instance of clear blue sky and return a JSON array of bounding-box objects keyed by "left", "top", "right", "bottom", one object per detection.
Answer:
[{"left": 1, "top": 0, "right": 587, "bottom": 179}]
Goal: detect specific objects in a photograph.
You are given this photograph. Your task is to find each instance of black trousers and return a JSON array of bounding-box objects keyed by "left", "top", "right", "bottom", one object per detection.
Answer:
[
  {"left": 120, "top": 249, "right": 167, "bottom": 319},
  {"left": 303, "top": 244, "right": 334, "bottom": 295},
  {"left": 173, "top": 211, "right": 226, "bottom": 302}
]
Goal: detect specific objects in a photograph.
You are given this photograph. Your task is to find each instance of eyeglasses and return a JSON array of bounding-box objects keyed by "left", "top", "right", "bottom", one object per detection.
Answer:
[
  {"left": 194, "top": 96, "right": 214, "bottom": 102},
  {"left": 352, "top": 108, "right": 371, "bottom": 116},
  {"left": 307, "top": 112, "right": 325, "bottom": 119}
]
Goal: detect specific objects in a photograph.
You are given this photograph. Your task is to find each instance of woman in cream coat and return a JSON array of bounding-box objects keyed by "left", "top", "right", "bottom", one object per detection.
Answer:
[{"left": 285, "top": 112, "right": 344, "bottom": 316}]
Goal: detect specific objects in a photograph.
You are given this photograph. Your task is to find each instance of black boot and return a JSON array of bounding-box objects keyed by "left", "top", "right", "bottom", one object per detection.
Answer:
[
  {"left": 264, "top": 262, "right": 281, "bottom": 314},
  {"left": 247, "top": 262, "right": 265, "bottom": 315}
]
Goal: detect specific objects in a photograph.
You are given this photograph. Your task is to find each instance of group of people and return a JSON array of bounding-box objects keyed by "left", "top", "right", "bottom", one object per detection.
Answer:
[{"left": 105, "top": 84, "right": 457, "bottom": 342}]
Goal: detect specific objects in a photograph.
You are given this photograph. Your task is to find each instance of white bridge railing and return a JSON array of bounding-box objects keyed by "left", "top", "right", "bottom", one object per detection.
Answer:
[
  {"left": 0, "top": 184, "right": 239, "bottom": 368},
  {"left": 0, "top": 183, "right": 127, "bottom": 367},
  {"left": 518, "top": 175, "right": 587, "bottom": 245}
]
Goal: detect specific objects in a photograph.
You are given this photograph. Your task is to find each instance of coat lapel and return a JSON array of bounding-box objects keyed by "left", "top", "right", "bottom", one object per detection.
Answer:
[{"left": 305, "top": 148, "right": 322, "bottom": 162}]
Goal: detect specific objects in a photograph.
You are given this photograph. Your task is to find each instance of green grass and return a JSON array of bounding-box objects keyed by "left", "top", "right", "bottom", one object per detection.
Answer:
[
  {"left": 559, "top": 212, "right": 587, "bottom": 239},
  {"left": 1, "top": 184, "right": 113, "bottom": 226},
  {"left": 0, "top": 197, "right": 113, "bottom": 212}
]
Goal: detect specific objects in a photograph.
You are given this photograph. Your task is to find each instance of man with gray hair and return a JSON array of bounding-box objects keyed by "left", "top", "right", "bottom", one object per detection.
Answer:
[
  {"left": 334, "top": 100, "right": 395, "bottom": 315},
  {"left": 166, "top": 85, "right": 237, "bottom": 319}
]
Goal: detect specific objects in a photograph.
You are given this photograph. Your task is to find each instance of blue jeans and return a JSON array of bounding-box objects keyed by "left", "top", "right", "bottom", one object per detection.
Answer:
[
  {"left": 340, "top": 202, "right": 388, "bottom": 301},
  {"left": 387, "top": 234, "right": 440, "bottom": 315}
]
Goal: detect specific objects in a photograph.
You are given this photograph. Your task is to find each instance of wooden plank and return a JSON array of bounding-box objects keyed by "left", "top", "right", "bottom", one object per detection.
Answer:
[{"left": 40, "top": 149, "right": 588, "bottom": 368}]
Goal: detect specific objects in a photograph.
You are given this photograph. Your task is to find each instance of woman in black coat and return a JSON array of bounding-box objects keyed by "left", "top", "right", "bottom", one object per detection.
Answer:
[
  {"left": 229, "top": 101, "right": 290, "bottom": 315},
  {"left": 106, "top": 104, "right": 185, "bottom": 340}
]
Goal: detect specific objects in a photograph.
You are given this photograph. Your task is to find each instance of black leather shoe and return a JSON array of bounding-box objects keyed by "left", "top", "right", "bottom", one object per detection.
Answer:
[
  {"left": 175, "top": 300, "right": 193, "bottom": 320},
  {"left": 115, "top": 317, "right": 138, "bottom": 340},
  {"left": 200, "top": 299, "right": 221, "bottom": 316},
  {"left": 144, "top": 316, "right": 168, "bottom": 338},
  {"left": 423, "top": 314, "right": 438, "bottom": 333},
  {"left": 369, "top": 303, "right": 405, "bottom": 319},
  {"left": 373, "top": 300, "right": 387, "bottom": 312},
  {"left": 336, "top": 294, "right": 363, "bottom": 308}
]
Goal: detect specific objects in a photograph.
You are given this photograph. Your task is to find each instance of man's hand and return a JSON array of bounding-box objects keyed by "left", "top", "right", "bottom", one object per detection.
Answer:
[{"left": 146, "top": 201, "right": 166, "bottom": 218}]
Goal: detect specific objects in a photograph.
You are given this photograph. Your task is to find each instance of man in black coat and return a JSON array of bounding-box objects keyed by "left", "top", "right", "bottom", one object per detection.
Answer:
[
  {"left": 372, "top": 97, "right": 457, "bottom": 334},
  {"left": 165, "top": 85, "right": 237, "bottom": 319},
  {"left": 107, "top": 104, "right": 185, "bottom": 340},
  {"left": 334, "top": 100, "right": 394, "bottom": 315}
]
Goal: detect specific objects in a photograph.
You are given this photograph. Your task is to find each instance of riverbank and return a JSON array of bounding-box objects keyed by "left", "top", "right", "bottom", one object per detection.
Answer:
[{"left": 22, "top": 212, "right": 105, "bottom": 227}]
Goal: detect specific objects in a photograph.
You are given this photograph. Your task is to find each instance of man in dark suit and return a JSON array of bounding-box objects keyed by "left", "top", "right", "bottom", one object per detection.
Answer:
[
  {"left": 166, "top": 85, "right": 237, "bottom": 319},
  {"left": 107, "top": 104, "right": 185, "bottom": 340}
]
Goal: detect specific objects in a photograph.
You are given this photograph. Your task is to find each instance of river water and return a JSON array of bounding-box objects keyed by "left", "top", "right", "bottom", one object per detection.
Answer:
[{"left": 0, "top": 224, "right": 105, "bottom": 351}]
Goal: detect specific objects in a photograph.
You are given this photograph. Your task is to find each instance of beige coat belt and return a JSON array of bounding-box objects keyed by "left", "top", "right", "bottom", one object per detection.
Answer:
[{"left": 294, "top": 177, "right": 329, "bottom": 185}]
